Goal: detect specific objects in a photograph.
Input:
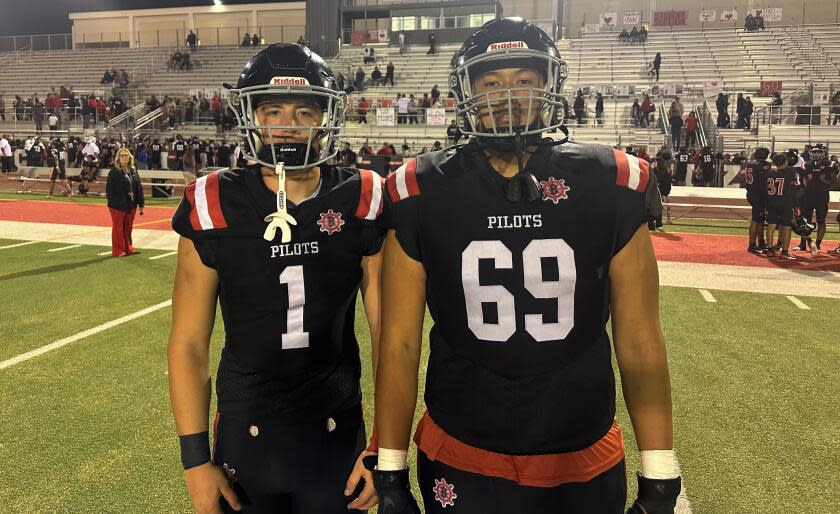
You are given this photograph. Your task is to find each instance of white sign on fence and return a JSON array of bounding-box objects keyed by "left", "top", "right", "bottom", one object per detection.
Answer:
[
  {"left": 748, "top": 8, "right": 783, "bottom": 22},
  {"left": 426, "top": 108, "right": 447, "bottom": 126},
  {"left": 703, "top": 81, "right": 723, "bottom": 97},
  {"left": 600, "top": 12, "right": 617, "bottom": 27},
  {"left": 623, "top": 11, "right": 641, "bottom": 25},
  {"left": 699, "top": 10, "right": 717, "bottom": 22},
  {"left": 376, "top": 108, "right": 395, "bottom": 126},
  {"left": 721, "top": 10, "right": 738, "bottom": 22}
]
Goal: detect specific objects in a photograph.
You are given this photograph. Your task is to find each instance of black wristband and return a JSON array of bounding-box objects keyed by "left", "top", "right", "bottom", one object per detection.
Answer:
[{"left": 179, "top": 432, "right": 211, "bottom": 470}]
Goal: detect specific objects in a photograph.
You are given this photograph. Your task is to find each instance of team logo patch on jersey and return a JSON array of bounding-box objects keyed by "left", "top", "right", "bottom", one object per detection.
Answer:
[
  {"left": 317, "top": 209, "right": 345, "bottom": 235},
  {"left": 433, "top": 478, "right": 457, "bottom": 508},
  {"left": 540, "top": 177, "right": 570, "bottom": 204}
]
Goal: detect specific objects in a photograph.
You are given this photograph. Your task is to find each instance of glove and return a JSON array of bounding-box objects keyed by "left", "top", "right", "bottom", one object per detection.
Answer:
[
  {"left": 626, "top": 472, "right": 681, "bottom": 514},
  {"left": 373, "top": 469, "right": 421, "bottom": 514}
]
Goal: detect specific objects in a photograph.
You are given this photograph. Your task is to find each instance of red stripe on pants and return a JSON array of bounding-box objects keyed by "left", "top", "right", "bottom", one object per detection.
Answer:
[{"left": 109, "top": 207, "right": 136, "bottom": 256}]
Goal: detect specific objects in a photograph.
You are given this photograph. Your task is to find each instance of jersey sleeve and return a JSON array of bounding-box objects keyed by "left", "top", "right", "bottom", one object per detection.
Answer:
[
  {"left": 611, "top": 149, "right": 650, "bottom": 254},
  {"left": 353, "top": 168, "right": 388, "bottom": 256},
  {"left": 171, "top": 172, "right": 231, "bottom": 269},
  {"left": 384, "top": 158, "right": 423, "bottom": 262}
]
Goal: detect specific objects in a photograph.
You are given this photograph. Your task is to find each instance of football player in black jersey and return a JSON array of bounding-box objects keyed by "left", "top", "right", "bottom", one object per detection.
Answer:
[
  {"left": 168, "top": 43, "right": 384, "bottom": 514},
  {"left": 47, "top": 138, "right": 73, "bottom": 198},
  {"left": 694, "top": 146, "right": 715, "bottom": 186},
  {"left": 764, "top": 153, "right": 798, "bottom": 259},
  {"left": 673, "top": 147, "right": 690, "bottom": 186},
  {"left": 744, "top": 147, "right": 770, "bottom": 253},
  {"left": 373, "top": 18, "right": 680, "bottom": 514},
  {"left": 798, "top": 144, "right": 837, "bottom": 253}
]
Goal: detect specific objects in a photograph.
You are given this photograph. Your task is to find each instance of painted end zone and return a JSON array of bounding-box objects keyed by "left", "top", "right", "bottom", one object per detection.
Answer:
[
  {"left": 651, "top": 232, "right": 840, "bottom": 272},
  {"left": 0, "top": 200, "right": 176, "bottom": 231}
]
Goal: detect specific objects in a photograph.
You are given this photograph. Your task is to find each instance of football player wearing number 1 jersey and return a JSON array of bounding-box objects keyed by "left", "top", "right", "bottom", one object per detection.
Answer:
[
  {"left": 168, "top": 44, "right": 385, "bottom": 513},
  {"left": 373, "top": 18, "right": 681, "bottom": 514}
]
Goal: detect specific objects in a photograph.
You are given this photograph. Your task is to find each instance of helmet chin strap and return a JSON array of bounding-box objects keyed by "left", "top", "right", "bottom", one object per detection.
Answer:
[{"left": 263, "top": 161, "right": 298, "bottom": 243}]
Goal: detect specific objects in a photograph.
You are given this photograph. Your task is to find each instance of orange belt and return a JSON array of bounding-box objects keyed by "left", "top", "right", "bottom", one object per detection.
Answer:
[{"left": 414, "top": 412, "right": 625, "bottom": 488}]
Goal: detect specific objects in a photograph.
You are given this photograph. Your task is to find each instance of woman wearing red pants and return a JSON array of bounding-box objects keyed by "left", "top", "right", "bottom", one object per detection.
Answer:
[{"left": 106, "top": 147, "right": 144, "bottom": 256}]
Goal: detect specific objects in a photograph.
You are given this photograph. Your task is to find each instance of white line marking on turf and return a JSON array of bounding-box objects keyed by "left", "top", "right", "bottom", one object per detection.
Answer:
[
  {"left": 698, "top": 289, "right": 717, "bottom": 303},
  {"left": 47, "top": 244, "right": 82, "bottom": 252},
  {"left": 98, "top": 251, "right": 113, "bottom": 256},
  {"left": 0, "top": 241, "right": 37, "bottom": 250},
  {"left": 674, "top": 457, "right": 693, "bottom": 514},
  {"left": 149, "top": 251, "right": 178, "bottom": 260},
  {"left": 0, "top": 300, "right": 172, "bottom": 370},
  {"left": 786, "top": 295, "right": 810, "bottom": 310}
]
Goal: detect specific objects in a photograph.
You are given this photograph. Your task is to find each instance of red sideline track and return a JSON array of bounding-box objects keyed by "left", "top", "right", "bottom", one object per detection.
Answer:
[
  {"left": 1, "top": 200, "right": 839, "bottom": 272},
  {"left": 0, "top": 200, "right": 175, "bottom": 231}
]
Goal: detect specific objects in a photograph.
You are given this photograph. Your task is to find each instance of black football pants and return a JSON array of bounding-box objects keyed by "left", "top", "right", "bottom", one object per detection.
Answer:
[
  {"left": 418, "top": 450, "right": 626, "bottom": 514},
  {"left": 215, "top": 403, "right": 366, "bottom": 514}
]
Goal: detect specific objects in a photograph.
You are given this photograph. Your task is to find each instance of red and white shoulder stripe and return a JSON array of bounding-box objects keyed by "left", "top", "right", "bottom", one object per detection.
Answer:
[
  {"left": 612, "top": 148, "right": 650, "bottom": 193},
  {"left": 186, "top": 172, "right": 228, "bottom": 231},
  {"left": 355, "top": 168, "right": 386, "bottom": 220},
  {"left": 386, "top": 158, "right": 420, "bottom": 202}
]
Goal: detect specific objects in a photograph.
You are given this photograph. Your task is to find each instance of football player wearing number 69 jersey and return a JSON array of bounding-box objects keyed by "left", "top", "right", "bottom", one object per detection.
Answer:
[
  {"left": 168, "top": 43, "right": 385, "bottom": 514},
  {"left": 372, "top": 18, "right": 681, "bottom": 514}
]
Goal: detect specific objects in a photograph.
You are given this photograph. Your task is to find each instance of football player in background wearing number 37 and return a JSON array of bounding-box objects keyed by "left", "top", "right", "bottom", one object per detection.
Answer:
[
  {"left": 168, "top": 43, "right": 385, "bottom": 514},
  {"left": 372, "top": 17, "right": 682, "bottom": 514}
]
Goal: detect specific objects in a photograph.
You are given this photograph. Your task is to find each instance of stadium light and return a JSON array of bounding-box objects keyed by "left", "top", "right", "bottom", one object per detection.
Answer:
[{"left": 213, "top": 0, "right": 223, "bottom": 5}]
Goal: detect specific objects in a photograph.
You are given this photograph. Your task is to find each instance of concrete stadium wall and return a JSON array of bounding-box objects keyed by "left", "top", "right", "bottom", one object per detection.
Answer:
[
  {"left": 561, "top": 0, "right": 840, "bottom": 37},
  {"left": 69, "top": 2, "right": 306, "bottom": 49}
]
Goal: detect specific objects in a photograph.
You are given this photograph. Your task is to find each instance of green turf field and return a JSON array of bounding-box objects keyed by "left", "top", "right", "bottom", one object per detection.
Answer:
[{"left": 1, "top": 231, "right": 839, "bottom": 513}]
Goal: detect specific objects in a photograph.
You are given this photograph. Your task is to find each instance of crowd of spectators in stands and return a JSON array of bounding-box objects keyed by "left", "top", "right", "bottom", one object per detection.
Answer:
[
  {"left": 168, "top": 51, "right": 193, "bottom": 71},
  {"left": 618, "top": 26, "right": 648, "bottom": 44},
  {"left": 100, "top": 68, "right": 130, "bottom": 89}
]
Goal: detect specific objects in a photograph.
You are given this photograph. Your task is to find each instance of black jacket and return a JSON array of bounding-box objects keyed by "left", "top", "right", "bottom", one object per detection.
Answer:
[{"left": 106, "top": 167, "right": 144, "bottom": 211}]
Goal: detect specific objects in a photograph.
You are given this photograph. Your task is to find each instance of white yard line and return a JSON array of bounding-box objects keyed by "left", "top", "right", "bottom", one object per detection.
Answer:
[
  {"left": 47, "top": 244, "right": 82, "bottom": 252},
  {"left": 785, "top": 295, "right": 811, "bottom": 310},
  {"left": 98, "top": 250, "right": 113, "bottom": 256},
  {"left": 0, "top": 300, "right": 172, "bottom": 370},
  {"left": 698, "top": 289, "right": 717, "bottom": 303},
  {"left": 0, "top": 241, "right": 37, "bottom": 250},
  {"left": 149, "top": 251, "right": 178, "bottom": 260},
  {"left": 0, "top": 220, "right": 178, "bottom": 251}
]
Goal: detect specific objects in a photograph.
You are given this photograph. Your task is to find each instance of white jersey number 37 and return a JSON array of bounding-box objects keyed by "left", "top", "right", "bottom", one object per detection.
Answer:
[{"left": 461, "top": 239, "right": 575, "bottom": 342}]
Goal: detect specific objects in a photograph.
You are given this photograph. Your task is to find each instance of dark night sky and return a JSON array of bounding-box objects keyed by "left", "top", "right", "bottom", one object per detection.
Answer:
[{"left": 0, "top": 0, "right": 296, "bottom": 37}]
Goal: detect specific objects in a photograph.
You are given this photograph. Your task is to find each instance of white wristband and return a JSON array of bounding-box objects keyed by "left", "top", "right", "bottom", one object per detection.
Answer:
[
  {"left": 377, "top": 448, "right": 408, "bottom": 471},
  {"left": 640, "top": 450, "right": 679, "bottom": 479}
]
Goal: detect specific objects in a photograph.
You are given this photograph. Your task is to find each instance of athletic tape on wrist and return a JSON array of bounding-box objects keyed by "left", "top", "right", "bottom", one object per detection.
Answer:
[
  {"left": 377, "top": 448, "right": 408, "bottom": 471},
  {"left": 179, "top": 432, "right": 211, "bottom": 470},
  {"left": 640, "top": 449, "right": 679, "bottom": 479}
]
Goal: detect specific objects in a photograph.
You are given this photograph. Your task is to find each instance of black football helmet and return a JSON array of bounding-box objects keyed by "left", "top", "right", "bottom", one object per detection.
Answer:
[
  {"left": 810, "top": 143, "right": 827, "bottom": 162},
  {"left": 792, "top": 215, "right": 815, "bottom": 236},
  {"left": 450, "top": 17, "right": 567, "bottom": 145},
  {"left": 228, "top": 43, "right": 346, "bottom": 171}
]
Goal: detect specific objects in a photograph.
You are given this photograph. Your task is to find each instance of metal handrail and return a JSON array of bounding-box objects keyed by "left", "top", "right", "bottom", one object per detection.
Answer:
[
  {"left": 107, "top": 103, "right": 145, "bottom": 128},
  {"left": 134, "top": 107, "right": 163, "bottom": 130}
]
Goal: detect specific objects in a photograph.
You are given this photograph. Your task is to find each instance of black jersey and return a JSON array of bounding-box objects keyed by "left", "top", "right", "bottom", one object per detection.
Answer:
[
  {"left": 151, "top": 143, "right": 162, "bottom": 157},
  {"left": 386, "top": 141, "right": 648, "bottom": 455},
  {"left": 804, "top": 161, "right": 838, "bottom": 199},
  {"left": 699, "top": 152, "right": 714, "bottom": 168},
  {"left": 172, "top": 165, "right": 387, "bottom": 422},
  {"left": 745, "top": 160, "right": 770, "bottom": 200},
  {"left": 765, "top": 166, "right": 797, "bottom": 206},
  {"left": 174, "top": 142, "right": 186, "bottom": 157}
]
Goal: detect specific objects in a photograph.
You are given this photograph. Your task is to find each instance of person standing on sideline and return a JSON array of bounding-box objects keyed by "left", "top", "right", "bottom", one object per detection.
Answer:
[
  {"left": 0, "top": 134, "right": 12, "bottom": 174},
  {"left": 106, "top": 147, "right": 144, "bottom": 257}
]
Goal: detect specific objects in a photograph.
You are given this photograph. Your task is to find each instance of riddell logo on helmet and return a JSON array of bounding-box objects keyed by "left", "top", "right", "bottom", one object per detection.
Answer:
[
  {"left": 270, "top": 76, "right": 310, "bottom": 86},
  {"left": 487, "top": 41, "right": 529, "bottom": 51}
]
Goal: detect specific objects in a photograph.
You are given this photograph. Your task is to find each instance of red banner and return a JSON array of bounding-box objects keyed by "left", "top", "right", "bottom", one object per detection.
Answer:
[
  {"left": 653, "top": 11, "right": 687, "bottom": 26},
  {"left": 759, "top": 81, "right": 782, "bottom": 97}
]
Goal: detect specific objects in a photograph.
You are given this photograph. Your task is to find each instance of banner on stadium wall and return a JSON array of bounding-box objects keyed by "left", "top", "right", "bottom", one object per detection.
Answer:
[
  {"left": 623, "top": 12, "right": 641, "bottom": 25},
  {"left": 426, "top": 108, "right": 447, "bottom": 126},
  {"left": 703, "top": 81, "right": 722, "bottom": 97},
  {"left": 653, "top": 11, "right": 687, "bottom": 26},
  {"left": 599, "top": 13, "right": 617, "bottom": 27},
  {"left": 368, "top": 29, "right": 388, "bottom": 43},
  {"left": 595, "top": 85, "right": 615, "bottom": 96},
  {"left": 615, "top": 84, "right": 636, "bottom": 96},
  {"left": 376, "top": 108, "right": 395, "bottom": 126},
  {"left": 699, "top": 10, "right": 717, "bottom": 22},
  {"left": 663, "top": 84, "right": 684, "bottom": 96},
  {"left": 189, "top": 88, "right": 228, "bottom": 101},
  {"left": 582, "top": 24, "right": 600, "bottom": 33},
  {"left": 748, "top": 8, "right": 782, "bottom": 22},
  {"left": 759, "top": 81, "right": 783, "bottom": 97},
  {"left": 721, "top": 10, "right": 738, "bottom": 22}
]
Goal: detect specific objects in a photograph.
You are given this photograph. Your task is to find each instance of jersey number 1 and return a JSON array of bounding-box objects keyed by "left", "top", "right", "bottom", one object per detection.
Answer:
[
  {"left": 279, "top": 266, "right": 309, "bottom": 349},
  {"left": 461, "top": 239, "right": 576, "bottom": 342}
]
